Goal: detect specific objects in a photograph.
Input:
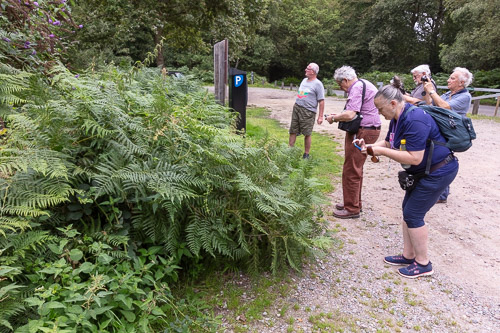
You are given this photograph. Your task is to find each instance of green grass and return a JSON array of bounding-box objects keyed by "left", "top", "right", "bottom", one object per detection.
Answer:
[
  {"left": 469, "top": 114, "right": 500, "bottom": 122},
  {"left": 246, "top": 107, "right": 343, "bottom": 192},
  {"left": 306, "top": 311, "right": 357, "bottom": 331}
]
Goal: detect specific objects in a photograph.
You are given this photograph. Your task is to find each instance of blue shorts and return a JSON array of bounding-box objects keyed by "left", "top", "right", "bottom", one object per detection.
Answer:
[{"left": 402, "top": 162, "right": 459, "bottom": 228}]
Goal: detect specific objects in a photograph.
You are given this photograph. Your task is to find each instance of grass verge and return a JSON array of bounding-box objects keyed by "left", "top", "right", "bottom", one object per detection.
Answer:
[
  {"left": 469, "top": 114, "right": 500, "bottom": 123},
  {"left": 246, "top": 106, "right": 343, "bottom": 193}
]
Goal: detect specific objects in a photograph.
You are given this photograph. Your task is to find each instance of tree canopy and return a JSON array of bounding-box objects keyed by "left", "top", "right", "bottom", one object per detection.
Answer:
[{"left": 2, "top": 0, "right": 499, "bottom": 79}]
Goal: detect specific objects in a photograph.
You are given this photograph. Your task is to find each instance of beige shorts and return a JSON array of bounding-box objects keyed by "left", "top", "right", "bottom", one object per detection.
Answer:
[{"left": 289, "top": 103, "right": 316, "bottom": 136}]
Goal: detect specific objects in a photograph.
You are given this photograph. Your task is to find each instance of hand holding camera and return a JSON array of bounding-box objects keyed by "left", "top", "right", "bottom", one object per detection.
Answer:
[
  {"left": 324, "top": 114, "right": 336, "bottom": 124},
  {"left": 422, "top": 79, "right": 436, "bottom": 96}
]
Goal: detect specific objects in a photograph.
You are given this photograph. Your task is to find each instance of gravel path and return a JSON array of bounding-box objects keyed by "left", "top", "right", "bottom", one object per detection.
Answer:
[{"left": 216, "top": 87, "right": 500, "bottom": 332}]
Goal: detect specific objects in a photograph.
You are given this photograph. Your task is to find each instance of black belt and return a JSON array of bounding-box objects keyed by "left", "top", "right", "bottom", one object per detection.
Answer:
[
  {"left": 360, "top": 126, "right": 381, "bottom": 130},
  {"left": 430, "top": 154, "right": 456, "bottom": 173}
]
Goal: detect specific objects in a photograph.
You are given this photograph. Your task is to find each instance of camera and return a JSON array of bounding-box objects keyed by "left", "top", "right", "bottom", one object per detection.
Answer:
[{"left": 421, "top": 75, "right": 429, "bottom": 82}]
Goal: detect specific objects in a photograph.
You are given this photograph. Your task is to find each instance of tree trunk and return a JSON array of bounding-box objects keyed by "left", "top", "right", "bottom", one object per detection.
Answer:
[
  {"left": 428, "top": 0, "right": 445, "bottom": 71},
  {"left": 154, "top": 27, "right": 165, "bottom": 68}
]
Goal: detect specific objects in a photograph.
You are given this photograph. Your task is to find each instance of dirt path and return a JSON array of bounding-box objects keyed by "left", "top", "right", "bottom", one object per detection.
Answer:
[{"left": 244, "top": 87, "right": 500, "bottom": 332}]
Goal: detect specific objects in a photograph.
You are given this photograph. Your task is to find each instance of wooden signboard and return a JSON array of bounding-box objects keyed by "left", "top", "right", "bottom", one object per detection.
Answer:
[{"left": 213, "top": 39, "right": 228, "bottom": 105}]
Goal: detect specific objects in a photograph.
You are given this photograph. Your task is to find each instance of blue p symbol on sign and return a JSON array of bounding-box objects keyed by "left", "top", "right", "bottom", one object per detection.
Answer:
[{"left": 234, "top": 75, "right": 244, "bottom": 88}]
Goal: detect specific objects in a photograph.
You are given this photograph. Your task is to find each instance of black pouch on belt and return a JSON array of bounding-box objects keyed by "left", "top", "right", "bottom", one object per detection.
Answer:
[{"left": 397, "top": 171, "right": 425, "bottom": 191}]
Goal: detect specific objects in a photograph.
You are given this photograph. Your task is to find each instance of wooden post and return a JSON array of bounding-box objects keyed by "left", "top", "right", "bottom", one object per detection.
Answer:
[
  {"left": 495, "top": 97, "right": 500, "bottom": 117},
  {"left": 290, "top": 83, "right": 293, "bottom": 91},
  {"left": 213, "top": 39, "right": 228, "bottom": 105},
  {"left": 472, "top": 100, "right": 480, "bottom": 115},
  {"left": 281, "top": 81, "right": 284, "bottom": 90}
]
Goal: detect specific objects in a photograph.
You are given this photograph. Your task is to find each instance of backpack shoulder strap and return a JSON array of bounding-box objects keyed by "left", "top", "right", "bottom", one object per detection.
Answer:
[
  {"left": 405, "top": 105, "right": 433, "bottom": 175},
  {"left": 360, "top": 79, "right": 366, "bottom": 110}
]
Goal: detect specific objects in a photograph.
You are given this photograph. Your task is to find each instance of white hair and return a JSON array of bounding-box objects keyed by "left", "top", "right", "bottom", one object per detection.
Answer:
[
  {"left": 334, "top": 65, "right": 357, "bottom": 81},
  {"left": 411, "top": 64, "right": 431, "bottom": 75},
  {"left": 453, "top": 67, "right": 473, "bottom": 87},
  {"left": 309, "top": 63, "right": 319, "bottom": 74}
]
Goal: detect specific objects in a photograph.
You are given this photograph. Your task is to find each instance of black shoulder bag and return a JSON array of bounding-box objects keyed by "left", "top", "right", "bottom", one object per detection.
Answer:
[{"left": 338, "top": 79, "right": 365, "bottom": 134}]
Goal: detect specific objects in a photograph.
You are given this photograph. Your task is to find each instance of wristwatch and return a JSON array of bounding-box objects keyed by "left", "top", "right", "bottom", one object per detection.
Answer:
[{"left": 429, "top": 90, "right": 436, "bottom": 96}]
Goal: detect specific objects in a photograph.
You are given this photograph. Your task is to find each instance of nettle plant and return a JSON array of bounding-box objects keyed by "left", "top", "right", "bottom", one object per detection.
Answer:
[
  {"left": 0, "top": 63, "right": 328, "bottom": 331},
  {"left": 17, "top": 226, "right": 212, "bottom": 332}
]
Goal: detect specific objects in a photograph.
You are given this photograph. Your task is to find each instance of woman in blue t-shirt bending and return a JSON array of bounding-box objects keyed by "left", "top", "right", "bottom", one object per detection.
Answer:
[{"left": 354, "top": 85, "right": 459, "bottom": 279}]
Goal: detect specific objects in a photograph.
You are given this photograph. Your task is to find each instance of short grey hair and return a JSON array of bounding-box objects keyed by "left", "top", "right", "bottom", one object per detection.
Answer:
[
  {"left": 309, "top": 63, "right": 319, "bottom": 74},
  {"left": 453, "top": 67, "right": 473, "bottom": 87},
  {"left": 334, "top": 66, "right": 357, "bottom": 81},
  {"left": 375, "top": 85, "right": 404, "bottom": 103},
  {"left": 411, "top": 64, "right": 431, "bottom": 75}
]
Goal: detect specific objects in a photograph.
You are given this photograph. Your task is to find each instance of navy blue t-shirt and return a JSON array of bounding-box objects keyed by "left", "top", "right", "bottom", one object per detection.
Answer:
[{"left": 385, "top": 103, "right": 456, "bottom": 175}]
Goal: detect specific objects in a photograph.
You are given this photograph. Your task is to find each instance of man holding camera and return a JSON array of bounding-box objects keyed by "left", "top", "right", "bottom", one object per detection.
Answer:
[
  {"left": 423, "top": 67, "right": 473, "bottom": 203},
  {"left": 403, "top": 64, "right": 437, "bottom": 105},
  {"left": 422, "top": 67, "right": 472, "bottom": 116},
  {"left": 325, "top": 66, "right": 381, "bottom": 219}
]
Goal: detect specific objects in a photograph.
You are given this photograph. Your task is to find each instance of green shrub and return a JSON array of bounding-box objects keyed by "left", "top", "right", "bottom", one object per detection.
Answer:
[
  {"left": 360, "top": 71, "right": 413, "bottom": 90},
  {"left": 0, "top": 62, "right": 329, "bottom": 330},
  {"left": 281, "top": 77, "right": 302, "bottom": 86},
  {"left": 1, "top": 225, "right": 213, "bottom": 332},
  {"left": 472, "top": 68, "right": 500, "bottom": 89}
]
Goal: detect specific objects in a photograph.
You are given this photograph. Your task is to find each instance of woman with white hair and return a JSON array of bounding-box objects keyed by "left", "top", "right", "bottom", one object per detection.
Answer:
[
  {"left": 423, "top": 67, "right": 473, "bottom": 203},
  {"left": 404, "top": 64, "right": 437, "bottom": 105}
]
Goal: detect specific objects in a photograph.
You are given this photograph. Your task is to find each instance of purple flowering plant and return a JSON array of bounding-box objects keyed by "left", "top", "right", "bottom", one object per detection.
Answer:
[{"left": 1, "top": 0, "right": 82, "bottom": 69}]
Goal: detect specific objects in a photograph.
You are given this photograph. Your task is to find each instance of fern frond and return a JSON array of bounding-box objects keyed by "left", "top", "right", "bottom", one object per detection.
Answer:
[
  {"left": 0, "top": 72, "right": 30, "bottom": 107},
  {"left": 0, "top": 298, "right": 25, "bottom": 330},
  {"left": 0, "top": 206, "right": 49, "bottom": 218},
  {"left": 81, "top": 118, "right": 115, "bottom": 138},
  {"left": 0, "top": 217, "right": 30, "bottom": 237},
  {"left": 2, "top": 230, "right": 56, "bottom": 262},
  {"left": 0, "top": 149, "right": 74, "bottom": 180}
]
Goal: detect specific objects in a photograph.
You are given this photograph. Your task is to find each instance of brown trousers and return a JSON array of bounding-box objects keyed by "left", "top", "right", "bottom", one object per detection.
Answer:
[{"left": 342, "top": 128, "right": 381, "bottom": 213}]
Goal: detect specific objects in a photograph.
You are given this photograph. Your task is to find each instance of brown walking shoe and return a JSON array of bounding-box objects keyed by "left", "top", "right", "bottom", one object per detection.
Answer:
[
  {"left": 333, "top": 209, "right": 360, "bottom": 219},
  {"left": 335, "top": 203, "right": 362, "bottom": 212}
]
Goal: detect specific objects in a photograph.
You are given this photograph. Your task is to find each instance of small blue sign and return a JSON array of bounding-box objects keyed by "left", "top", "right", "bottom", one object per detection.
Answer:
[{"left": 234, "top": 75, "right": 244, "bottom": 88}]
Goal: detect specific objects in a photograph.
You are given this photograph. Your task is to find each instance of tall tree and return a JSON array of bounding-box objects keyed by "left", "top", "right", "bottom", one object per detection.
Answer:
[
  {"left": 362, "top": 0, "right": 446, "bottom": 72},
  {"left": 263, "top": 0, "right": 342, "bottom": 80},
  {"left": 440, "top": 0, "right": 500, "bottom": 71},
  {"left": 69, "top": 0, "right": 270, "bottom": 69}
]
